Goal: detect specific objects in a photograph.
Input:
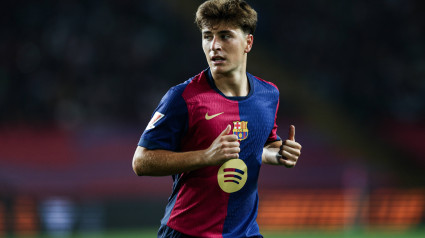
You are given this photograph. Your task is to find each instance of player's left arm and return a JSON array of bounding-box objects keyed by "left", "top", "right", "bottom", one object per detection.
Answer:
[{"left": 262, "top": 125, "right": 301, "bottom": 168}]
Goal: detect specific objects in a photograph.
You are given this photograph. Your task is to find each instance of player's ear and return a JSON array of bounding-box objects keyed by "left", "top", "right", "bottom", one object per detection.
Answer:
[{"left": 244, "top": 34, "right": 253, "bottom": 53}]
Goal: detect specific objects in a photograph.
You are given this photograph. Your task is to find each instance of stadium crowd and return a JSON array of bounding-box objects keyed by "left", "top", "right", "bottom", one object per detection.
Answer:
[{"left": 1, "top": 0, "right": 424, "bottom": 128}]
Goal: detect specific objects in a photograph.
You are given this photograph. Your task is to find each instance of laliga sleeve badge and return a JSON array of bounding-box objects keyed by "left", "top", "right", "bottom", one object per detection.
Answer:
[{"left": 146, "top": 112, "right": 164, "bottom": 130}]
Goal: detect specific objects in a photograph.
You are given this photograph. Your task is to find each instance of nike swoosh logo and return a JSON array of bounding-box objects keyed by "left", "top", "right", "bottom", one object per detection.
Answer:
[{"left": 205, "top": 112, "right": 224, "bottom": 120}]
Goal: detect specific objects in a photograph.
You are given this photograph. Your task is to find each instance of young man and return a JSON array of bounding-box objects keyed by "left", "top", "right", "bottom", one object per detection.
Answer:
[{"left": 132, "top": 0, "right": 302, "bottom": 237}]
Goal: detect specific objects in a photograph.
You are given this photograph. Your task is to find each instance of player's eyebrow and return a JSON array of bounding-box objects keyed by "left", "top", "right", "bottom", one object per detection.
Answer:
[{"left": 202, "top": 30, "right": 233, "bottom": 35}]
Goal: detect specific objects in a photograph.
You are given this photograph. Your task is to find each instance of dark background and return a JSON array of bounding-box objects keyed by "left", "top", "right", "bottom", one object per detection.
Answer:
[{"left": 1, "top": 0, "right": 424, "bottom": 235}]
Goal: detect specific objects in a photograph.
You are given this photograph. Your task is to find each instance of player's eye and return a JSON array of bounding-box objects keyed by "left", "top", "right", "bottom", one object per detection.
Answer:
[
  {"left": 221, "top": 34, "right": 231, "bottom": 40},
  {"left": 203, "top": 35, "right": 213, "bottom": 40}
]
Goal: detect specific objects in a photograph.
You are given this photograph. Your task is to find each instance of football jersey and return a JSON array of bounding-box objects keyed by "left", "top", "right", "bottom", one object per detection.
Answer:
[{"left": 138, "top": 68, "right": 280, "bottom": 238}]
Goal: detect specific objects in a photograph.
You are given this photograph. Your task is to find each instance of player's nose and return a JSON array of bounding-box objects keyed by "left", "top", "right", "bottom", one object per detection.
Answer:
[{"left": 211, "top": 36, "right": 222, "bottom": 51}]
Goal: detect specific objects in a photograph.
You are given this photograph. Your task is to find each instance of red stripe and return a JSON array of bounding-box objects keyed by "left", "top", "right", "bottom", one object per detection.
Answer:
[
  {"left": 224, "top": 180, "right": 239, "bottom": 184},
  {"left": 223, "top": 168, "right": 235, "bottom": 173},
  {"left": 168, "top": 69, "right": 241, "bottom": 237}
]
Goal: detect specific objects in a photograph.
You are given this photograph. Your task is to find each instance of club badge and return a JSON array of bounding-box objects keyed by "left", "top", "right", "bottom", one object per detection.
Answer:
[{"left": 233, "top": 121, "right": 248, "bottom": 141}]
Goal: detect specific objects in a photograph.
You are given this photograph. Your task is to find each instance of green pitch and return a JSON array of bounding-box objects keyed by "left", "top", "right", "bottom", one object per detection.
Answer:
[{"left": 34, "top": 228, "right": 425, "bottom": 238}]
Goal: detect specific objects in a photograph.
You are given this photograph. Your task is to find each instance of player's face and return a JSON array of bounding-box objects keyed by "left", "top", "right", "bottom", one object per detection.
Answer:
[{"left": 202, "top": 22, "right": 253, "bottom": 76}]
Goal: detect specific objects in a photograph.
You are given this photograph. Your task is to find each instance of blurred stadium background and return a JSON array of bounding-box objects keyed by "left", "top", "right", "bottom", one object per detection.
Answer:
[{"left": 1, "top": 0, "right": 425, "bottom": 237}]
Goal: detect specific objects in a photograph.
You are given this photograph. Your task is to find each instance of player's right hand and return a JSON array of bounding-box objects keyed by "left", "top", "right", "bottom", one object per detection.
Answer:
[{"left": 204, "top": 125, "right": 240, "bottom": 166}]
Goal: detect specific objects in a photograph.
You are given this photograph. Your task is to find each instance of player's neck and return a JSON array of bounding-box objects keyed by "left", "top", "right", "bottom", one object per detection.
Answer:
[{"left": 212, "top": 67, "right": 249, "bottom": 97}]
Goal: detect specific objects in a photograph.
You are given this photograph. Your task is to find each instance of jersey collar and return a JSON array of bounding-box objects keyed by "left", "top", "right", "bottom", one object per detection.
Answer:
[{"left": 205, "top": 68, "right": 254, "bottom": 101}]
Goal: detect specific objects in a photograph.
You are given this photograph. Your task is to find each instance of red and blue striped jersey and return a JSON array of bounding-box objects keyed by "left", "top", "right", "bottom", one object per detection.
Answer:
[{"left": 139, "top": 68, "right": 280, "bottom": 237}]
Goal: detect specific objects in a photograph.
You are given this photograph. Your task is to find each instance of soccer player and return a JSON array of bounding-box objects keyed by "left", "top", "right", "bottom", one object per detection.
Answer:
[{"left": 132, "top": 0, "right": 302, "bottom": 237}]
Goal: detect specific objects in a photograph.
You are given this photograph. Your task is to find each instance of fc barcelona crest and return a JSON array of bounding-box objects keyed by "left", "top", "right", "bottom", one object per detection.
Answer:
[{"left": 233, "top": 121, "right": 248, "bottom": 141}]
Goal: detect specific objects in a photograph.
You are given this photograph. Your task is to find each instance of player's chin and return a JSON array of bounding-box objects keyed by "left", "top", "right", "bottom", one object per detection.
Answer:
[{"left": 210, "top": 64, "right": 230, "bottom": 74}]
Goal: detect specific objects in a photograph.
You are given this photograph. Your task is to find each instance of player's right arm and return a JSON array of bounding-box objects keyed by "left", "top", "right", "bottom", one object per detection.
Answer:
[{"left": 133, "top": 125, "right": 240, "bottom": 176}]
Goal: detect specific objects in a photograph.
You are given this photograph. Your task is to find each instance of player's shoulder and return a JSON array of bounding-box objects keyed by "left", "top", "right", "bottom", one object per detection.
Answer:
[
  {"left": 248, "top": 73, "right": 279, "bottom": 94},
  {"left": 162, "top": 73, "right": 198, "bottom": 100},
  {"left": 168, "top": 70, "right": 204, "bottom": 93},
  {"left": 168, "top": 78, "right": 192, "bottom": 94}
]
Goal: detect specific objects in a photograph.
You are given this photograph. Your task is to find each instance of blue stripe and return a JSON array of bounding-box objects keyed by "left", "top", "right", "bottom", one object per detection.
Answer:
[{"left": 234, "top": 169, "right": 244, "bottom": 175}]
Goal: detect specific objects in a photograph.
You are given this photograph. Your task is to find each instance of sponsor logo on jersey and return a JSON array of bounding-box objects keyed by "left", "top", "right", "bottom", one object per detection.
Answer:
[
  {"left": 205, "top": 112, "right": 224, "bottom": 120},
  {"left": 233, "top": 121, "right": 248, "bottom": 140},
  {"left": 217, "top": 159, "right": 248, "bottom": 193},
  {"left": 145, "top": 112, "right": 164, "bottom": 130}
]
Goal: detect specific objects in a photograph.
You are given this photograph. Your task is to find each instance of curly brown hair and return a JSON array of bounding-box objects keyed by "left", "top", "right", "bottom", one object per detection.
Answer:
[{"left": 195, "top": 0, "right": 258, "bottom": 35}]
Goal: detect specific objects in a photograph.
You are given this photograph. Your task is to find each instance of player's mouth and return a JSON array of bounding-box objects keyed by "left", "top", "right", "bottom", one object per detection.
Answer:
[{"left": 211, "top": 56, "right": 226, "bottom": 64}]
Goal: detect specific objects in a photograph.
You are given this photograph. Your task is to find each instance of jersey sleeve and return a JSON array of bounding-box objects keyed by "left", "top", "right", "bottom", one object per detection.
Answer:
[
  {"left": 138, "top": 84, "right": 188, "bottom": 151},
  {"left": 267, "top": 124, "right": 281, "bottom": 142},
  {"left": 266, "top": 91, "right": 281, "bottom": 143}
]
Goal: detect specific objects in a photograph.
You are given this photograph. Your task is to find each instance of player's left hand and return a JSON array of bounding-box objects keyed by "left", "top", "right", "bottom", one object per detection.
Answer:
[{"left": 278, "top": 125, "right": 302, "bottom": 168}]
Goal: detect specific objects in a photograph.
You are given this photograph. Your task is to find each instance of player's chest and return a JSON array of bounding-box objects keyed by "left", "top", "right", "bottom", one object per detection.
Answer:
[{"left": 186, "top": 98, "right": 276, "bottom": 142}]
